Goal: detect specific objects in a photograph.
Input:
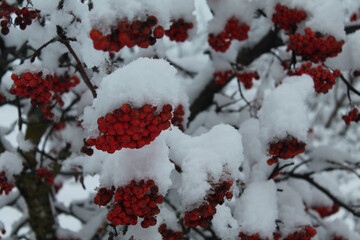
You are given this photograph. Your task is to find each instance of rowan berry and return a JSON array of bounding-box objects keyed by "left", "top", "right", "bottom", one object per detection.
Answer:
[
  {"left": 36, "top": 168, "right": 54, "bottom": 185},
  {"left": 311, "top": 204, "right": 339, "bottom": 218},
  {"left": 158, "top": 224, "right": 184, "bottom": 240},
  {"left": 289, "top": 63, "right": 340, "bottom": 93},
  {"left": 97, "top": 179, "right": 164, "bottom": 228},
  {"left": 165, "top": 19, "right": 193, "bottom": 42},
  {"left": 342, "top": 108, "right": 359, "bottom": 126},
  {"left": 268, "top": 135, "right": 305, "bottom": 160},
  {"left": 0, "top": 171, "right": 14, "bottom": 195},
  {"left": 283, "top": 226, "right": 317, "bottom": 240},
  {"left": 171, "top": 105, "right": 185, "bottom": 131},
  {"left": 272, "top": 4, "right": 307, "bottom": 32},
  {"left": 213, "top": 70, "right": 234, "bottom": 85},
  {"left": 87, "top": 104, "right": 173, "bottom": 153},
  {"left": 236, "top": 71, "right": 260, "bottom": 89},
  {"left": 184, "top": 180, "right": 233, "bottom": 228},
  {"left": 90, "top": 16, "right": 165, "bottom": 52},
  {"left": 288, "top": 28, "right": 344, "bottom": 63}
]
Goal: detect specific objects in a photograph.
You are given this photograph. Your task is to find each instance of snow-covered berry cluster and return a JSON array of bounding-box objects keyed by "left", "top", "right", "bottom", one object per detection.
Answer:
[
  {"left": 10, "top": 72, "right": 80, "bottom": 118},
  {"left": 311, "top": 204, "right": 339, "bottom": 218},
  {"left": 238, "top": 232, "right": 282, "bottom": 240},
  {"left": 36, "top": 168, "right": 54, "bottom": 185},
  {"left": 97, "top": 180, "right": 164, "bottom": 228},
  {"left": 342, "top": 108, "right": 359, "bottom": 126},
  {"left": 171, "top": 104, "right": 185, "bottom": 131},
  {"left": 214, "top": 70, "right": 234, "bottom": 85},
  {"left": 158, "top": 224, "right": 184, "bottom": 240},
  {"left": 184, "top": 180, "right": 233, "bottom": 228},
  {"left": 80, "top": 139, "right": 94, "bottom": 156},
  {"left": 283, "top": 226, "right": 317, "bottom": 240},
  {"left": 53, "top": 122, "right": 66, "bottom": 131},
  {"left": 87, "top": 104, "right": 173, "bottom": 153},
  {"left": 0, "top": 171, "right": 14, "bottom": 195},
  {"left": 271, "top": 4, "right": 307, "bottom": 32},
  {"left": 333, "top": 236, "right": 348, "bottom": 240},
  {"left": 288, "top": 28, "right": 344, "bottom": 63},
  {"left": 289, "top": 63, "right": 341, "bottom": 93},
  {"left": 236, "top": 71, "right": 260, "bottom": 89},
  {"left": 90, "top": 16, "right": 164, "bottom": 52},
  {"left": 165, "top": 19, "right": 193, "bottom": 42},
  {"left": 208, "top": 17, "right": 250, "bottom": 52},
  {"left": 267, "top": 135, "right": 305, "bottom": 165},
  {"left": 0, "top": 1, "right": 40, "bottom": 35}
]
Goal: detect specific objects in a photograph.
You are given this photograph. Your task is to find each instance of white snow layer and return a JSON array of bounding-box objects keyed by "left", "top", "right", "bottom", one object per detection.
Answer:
[
  {"left": 166, "top": 125, "right": 244, "bottom": 208},
  {"left": 82, "top": 58, "right": 188, "bottom": 136},
  {"left": 236, "top": 180, "right": 278, "bottom": 238},
  {"left": 0, "top": 151, "right": 23, "bottom": 181},
  {"left": 258, "top": 75, "right": 314, "bottom": 145}
]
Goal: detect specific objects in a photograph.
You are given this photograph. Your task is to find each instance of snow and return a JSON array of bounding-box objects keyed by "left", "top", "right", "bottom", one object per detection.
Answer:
[
  {"left": 16, "top": 132, "right": 34, "bottom": 152},
  {"left": 212, "top": 205, "right": 240, "bottom": 239},
  {"left": 82, "top": 58, "right": 188, "bottom": 136},
  {"left": 235, "top": 180, "right": 278, "bottom": 238},
  {"left": 258, "top": 75, "right": 314, "bottom": 146},
  {"left": 167, "top": 124, "right": 244, "bottom": 208},
  {"left": 0, "top": 151, "right": 23, "bottom": 181}
]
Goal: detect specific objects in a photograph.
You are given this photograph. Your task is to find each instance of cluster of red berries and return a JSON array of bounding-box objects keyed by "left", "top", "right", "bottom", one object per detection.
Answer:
[
  {"left": 53, "top": 122, "right": 66, "bottom": 131},
  {"left": 10, "top": 72, "right": 80, "bottom": 118},
  {"left": 236, "top": 71, "right": 260, "bottom": 89},
  {"left": 87, "top": 103, "right": 173, "bottom": 153},
  {"left": 165, "top": 19, "right": 193, "bottom": 42},
  {"left": 80, "top": 139, "right": 94, "bottom": 156},
  {"left": 90, "top": 16, "right": 165, "bottom": 52},
  {"left": 350, "top": 8, "right": 360, "bottom": 22},
  {"left": 267, "top": 135, "right": 306, "bottom": 164},
  {"left": 158, "top": 224, "right": 184, "bottom": 240},
  {"left": 94, "top": 180, "right": 164, "bottom": 228},
  {"left": 333, "top": 236, "right": 348, "bottom": 240},
  {"left": 238, "top": 232, "right": 282, "bottom": 240},
  {"left": 184, "top": 180, "right": 233, "bottom": 228},
  {"left": 342, "top": 108, "right": 359, "bottom": 126},
  {"left": 283, "top": 226, "right": 317, "bottom": 240},
  {"left": 288, "top": 28, "right": 344, "bottom": 63},
  {"left": 208, "top": 17, "right": 250, "bottom": 52},
  {"left": 289, "top": 63, "right": 341, "bottom": 93},
  {"left": 36, "top": 168, "right": 54, "bottom": 185},
  {"left": 311, "top": 204, "right": 339, "bottom": 218},
  {"left": 171, "top": 105, "right": 185, "bottom": 131},
  {"left": 272, "top": 4, "right": 307, "bottom": 32},
  {"left": 214, "top": 70, "right": 234, "bottom": 85},
  {"left": 0, "top": 1, "right": 40, "bottom": 35},
  {"left": 0, "top": 171, "right": 14, "bottom": 195}
]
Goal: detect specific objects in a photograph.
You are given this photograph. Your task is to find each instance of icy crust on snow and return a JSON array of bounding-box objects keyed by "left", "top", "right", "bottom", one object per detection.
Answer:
[
  {"left": 277, "top": 183, "right": 311, "bottom": 236},
  {"left": 235, "top": 181, "right": 278, "bottom": 238},
  {"left": 98, "top": 134, "right": 173, "bottom": 195},
  {"left": 206, "top": 0, "right": 254, "bottom": 34},
  {"left": 0, "top": 151, "right": 23, "bottom": 181},
  {"left": 278, "top": 0, "right": 346, "bottom": 40},
  {"left": 212, "top": 205, "right": 240, "bottom": 240},
  {"left": 166, "top": 125, "right": 243, "bottom": 208},
  {"left": 258, "top": 75, "right": 313, "bottom": 146},
  {"left": 82, "top": 58, "right": 188, "bottom": 135}
]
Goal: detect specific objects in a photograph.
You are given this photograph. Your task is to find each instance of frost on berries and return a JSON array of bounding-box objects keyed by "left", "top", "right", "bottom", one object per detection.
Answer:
[
  {"left": 272, "top": 4, "right": 307, "bottom": 32},
  {"left": 288, "top": 28, "right": 344, "bottom": 63},
  {"left": 342, "top": 108, "right": 359, "bottom": 126},
  {"left": 10, "top": 71, "right": 80, "bottom": 119},
  {"left": 289, "top": 63, "right": 341, "bottom": 93}
]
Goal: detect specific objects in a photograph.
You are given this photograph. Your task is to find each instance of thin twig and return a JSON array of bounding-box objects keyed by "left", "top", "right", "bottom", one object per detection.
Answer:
[
  {"left": 30, "top": 38, "right": 57, "bottom": 63},
  {"left": 15, "top": 97, "right": 23, "bottom": 131},
  {"left": 56, "top": 25, "right": 97, "bottom": 98}
]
